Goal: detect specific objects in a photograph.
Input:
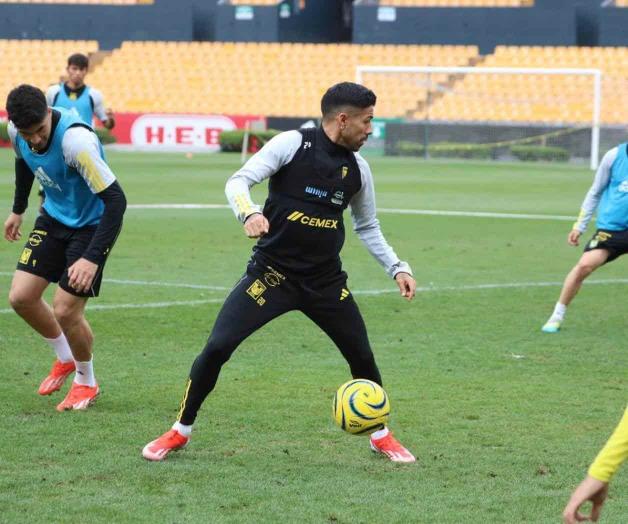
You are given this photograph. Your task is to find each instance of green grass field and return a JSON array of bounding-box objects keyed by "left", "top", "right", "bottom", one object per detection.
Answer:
[{"left": 0, "top": 149, "right": 626, "bottom": 523}]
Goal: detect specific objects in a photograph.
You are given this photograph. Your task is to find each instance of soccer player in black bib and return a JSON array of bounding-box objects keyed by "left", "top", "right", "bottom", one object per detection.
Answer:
[{"left": 143, "top": 82, "right": 417, "bottom": 463}]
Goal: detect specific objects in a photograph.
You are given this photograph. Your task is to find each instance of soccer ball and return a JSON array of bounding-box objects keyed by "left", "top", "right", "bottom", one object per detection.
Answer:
[{"left": 332, "top": 379, "right": 390, "bottom": 435}]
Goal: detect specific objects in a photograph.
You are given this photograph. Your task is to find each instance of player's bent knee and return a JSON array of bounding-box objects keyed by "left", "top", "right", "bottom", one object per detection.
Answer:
[
  {"left": 53, "top": 303, "right": 82, "bottom": 328},
  {"left": 8, "top": 290, "right": 38, "bottom": 311},
  {"left": 201, "top": 337, "right": 238, "bottom": 364},
  {"left": 576, "top": 262, "right": 597, "bottom": 276}
]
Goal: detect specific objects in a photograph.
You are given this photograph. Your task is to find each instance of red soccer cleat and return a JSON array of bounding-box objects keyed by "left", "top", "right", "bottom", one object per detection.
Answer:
[
  {"left": 142, "top": 429, "right": 189, "bottom": 461},
  {"left": 370, "top": 432, "right": 416, "bottom": 463},
  {"left": 56, "top": 382, "right": 99, "bottom": 411},
  {"left": 38, "top": 359, "right": 76, "bottom": 396}
]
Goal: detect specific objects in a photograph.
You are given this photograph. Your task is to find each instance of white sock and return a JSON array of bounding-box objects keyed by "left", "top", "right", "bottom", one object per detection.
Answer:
[
  {"left": 552, "top": 302, "right": 567, "bottom": 319},
  {"left": 74, "top": 359, "right": 96, "bottom": 387},
  {"left": 371, "top": 427, "right": 390, "bottom": 440},
  {"left": 44, "top": 333, "right": 73, "bottom": 363},
  {"left": 172, "top": 421, "right": 192, "bottom": 437}
]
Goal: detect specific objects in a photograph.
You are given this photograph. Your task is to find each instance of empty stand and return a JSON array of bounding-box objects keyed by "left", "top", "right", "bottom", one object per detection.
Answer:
[
  {"left": 86, "top": 42, "right": 478, "bottom": 118},
  {"left": 421, "top": 46, "right": 628, "bottom": 125},
  {"left": 0, "top": 40, "right": 99, "bottom": 108},
  {"left": 3, "top": 40, "right": 626, "bottom": 126}
]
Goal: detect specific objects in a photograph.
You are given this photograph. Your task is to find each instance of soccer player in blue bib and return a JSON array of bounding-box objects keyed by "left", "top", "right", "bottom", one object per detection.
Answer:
[
  {"left": 46, "top": 53, "right": 115, "bottom": 130},
  {"left": 41, "top": 54, "right": 115, "bottom": 212},
  {"left": 3, "top": 85, "right": 126, "bottom": 411},
  {"left": 541, "top": 144, "right": 628, "bottom": 333}
]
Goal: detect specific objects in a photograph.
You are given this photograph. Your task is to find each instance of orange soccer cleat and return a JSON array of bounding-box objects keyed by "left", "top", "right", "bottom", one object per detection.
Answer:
[
  {"left": 38, "top": 359, "right": 76, "bottom": 396},
  {"left": 142, "top": 429, "right": 189, "bottom": 461},
  {"left": 56, "top": 382, "right": 99, "bottom": 411},
  {"left": 370, "top": 431, "right": 416, "bottom": 463}
]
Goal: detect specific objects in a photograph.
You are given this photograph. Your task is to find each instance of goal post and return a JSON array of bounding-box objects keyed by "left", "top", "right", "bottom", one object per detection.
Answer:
[{"left": 356, "top": 65, "right": 602, "bottom": 170}]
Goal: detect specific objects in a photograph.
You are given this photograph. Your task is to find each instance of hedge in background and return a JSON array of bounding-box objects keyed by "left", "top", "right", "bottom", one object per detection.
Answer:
[
  {"left": 0, "top": 121, "right": 116, "bottom": 144},
  {"left": 509, "top": 145, "right": 569, "bottom": 162},
  {"left": 392, "top": 141, "right": 570, "bottom": 162},
  {"left": 394, "top": 141, "right": 493, "bottom": 159},
  {"left": 219, "top": 129, "right": 281, "bottom": 152}
]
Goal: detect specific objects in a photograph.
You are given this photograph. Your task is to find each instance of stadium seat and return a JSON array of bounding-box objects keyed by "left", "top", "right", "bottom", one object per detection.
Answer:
[
  {"left": 4, "top": 40, "right": 625, "bottom": 125},
  {"left": 85, "top": 41, "right": 480, "bottom": 118},
  {"left": 0, "top": 40, "right": 99, "bottom": 108},
  {"left": 425, "top": 45, "right": 628, "bottom": 125}
]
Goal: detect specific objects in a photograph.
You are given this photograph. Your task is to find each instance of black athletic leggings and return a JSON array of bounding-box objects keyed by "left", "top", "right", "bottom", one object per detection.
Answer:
[{"left": 177, "top": 259, "right": 381, "bottom": 425}]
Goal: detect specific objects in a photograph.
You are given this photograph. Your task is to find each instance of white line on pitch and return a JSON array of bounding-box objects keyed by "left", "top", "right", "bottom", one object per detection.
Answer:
[
  {"left": 376, "top": 208, "right": 574, "bottom": 221},
  {"left": 105, "top": 278, "right": 229, "bottom": 291},
  {"left": 2, "top": 277, "right": 628, "bottom": 314},
  {"left": 3, "top": 272, "right": 628, "bottom": 296},
  {"left": 127, "top": 203, "right": 574, "bottom": 221},
  {"left": 354, "top": 278, "right": 628, "bottom": 295},
  {"left": 128, "top": 204, "right": 230, "bottom": 210},
  {"left": 0, "top": 298, "right": 224, "bottom": 314},
  {"left": 0, "top": 272, "right": 231, "bottom": 291}
]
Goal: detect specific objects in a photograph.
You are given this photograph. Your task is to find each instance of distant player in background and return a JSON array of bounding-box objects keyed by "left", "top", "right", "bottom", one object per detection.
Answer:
[
  {"left": 563, "top": 405, "right": 627, "bottom": 523},
  {"left": 3, "top": 85, "right": 126, "bottom": 411},
  {"left": 143, "top": 82, "right": 417, "bottom": 463},
  {"left": 542, "top": 144, "right": 628, "bottom": 333},
  {"left": 46, "top": 53, "right": 115, "bottom": 130},
  {"left": 41, "top": 53, "right": 115, "bottom": 210}
]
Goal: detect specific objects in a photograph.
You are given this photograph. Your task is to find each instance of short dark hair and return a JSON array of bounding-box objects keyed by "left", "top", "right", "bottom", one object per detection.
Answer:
[
  {"left": 68, "top": 53, "right": 89, "bottom": 70},
  {"left": 321, "top": 82, "right": 376, "bottom": 119},
  {"left": 6, "top": 84, "right": 48, "bottom": 129}
]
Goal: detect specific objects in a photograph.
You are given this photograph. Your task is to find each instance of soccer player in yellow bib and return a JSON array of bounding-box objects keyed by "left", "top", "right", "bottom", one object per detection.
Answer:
[{"left": 563, "top": 405, "right": 628, "bottom": 523}]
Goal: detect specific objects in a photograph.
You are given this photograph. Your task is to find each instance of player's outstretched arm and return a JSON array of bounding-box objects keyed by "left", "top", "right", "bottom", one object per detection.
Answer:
[
  {"left": 563, "top": 406, "right": 628, "bottom": 523},
  {"left": 7, "top": 127, "right": 35, "bottom": 242},
  {"left": 562, "top": 475, "right": 608, "bottom": 524}
]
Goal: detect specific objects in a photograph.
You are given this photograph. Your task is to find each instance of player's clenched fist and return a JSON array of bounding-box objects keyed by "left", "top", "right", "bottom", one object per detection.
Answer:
[
  {"left": 567, "top": 229, "right": 581, "bottom": 246},
  {"left": 244, "top": 213, "right": 269, "bottom": 238}
]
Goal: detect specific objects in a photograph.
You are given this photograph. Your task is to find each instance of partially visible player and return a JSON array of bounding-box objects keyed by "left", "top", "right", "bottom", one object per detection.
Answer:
[
  {"left": 3, "top": 84, "right": 126, "bottom": 411},
  {"left": 542, "top": 144, "right": 628, "bottom": 333},
  {"left": 563, "top": 405, "right": 628, "bottom": 523},
  {"left": 46, "top": 53, "right": 115, "bottom": 130},
  {"left": 42, "top": 54, "right": 115, "bottom": 212},
  {"left": 142, "top": 82, "right": 417, "bottom": 463}
]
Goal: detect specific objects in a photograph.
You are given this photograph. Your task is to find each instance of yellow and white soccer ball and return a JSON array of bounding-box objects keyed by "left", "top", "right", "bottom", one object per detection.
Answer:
[{"left": 332, "top": 379, "right": 390, "bottom": 435}]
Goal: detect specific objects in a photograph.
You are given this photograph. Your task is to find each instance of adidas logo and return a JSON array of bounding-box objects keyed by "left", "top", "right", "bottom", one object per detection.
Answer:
[{"left": 340, "top": 288, "right": 350, "bottom": 301}]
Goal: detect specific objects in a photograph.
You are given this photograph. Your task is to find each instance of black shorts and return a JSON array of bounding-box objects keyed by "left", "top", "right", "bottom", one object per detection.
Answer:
[
  {"left": 16, "top": 212, "right": 105, "bottom": 297},
  {"left": 584, "top": 229, "right": 628, "bottom": 263}
]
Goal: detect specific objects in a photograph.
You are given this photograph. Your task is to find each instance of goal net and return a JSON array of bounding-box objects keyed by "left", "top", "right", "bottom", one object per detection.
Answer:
[{"left": 356, "top": 65, "right": 603, "bottom": 169}]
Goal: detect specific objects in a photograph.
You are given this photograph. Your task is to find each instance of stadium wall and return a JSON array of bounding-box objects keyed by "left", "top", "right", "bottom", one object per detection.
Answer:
[
  {"left": 215, "top": 0, "right": 350, "bottom": 43},
  {"left": 0, "top": 0, "right": 200, "bottom": 49},
  {"left": 352, "top": 6, "right": 577, "bottom": 53},
  {"left": 598, "top": 8, "right": 628, "bottom": 47}
]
